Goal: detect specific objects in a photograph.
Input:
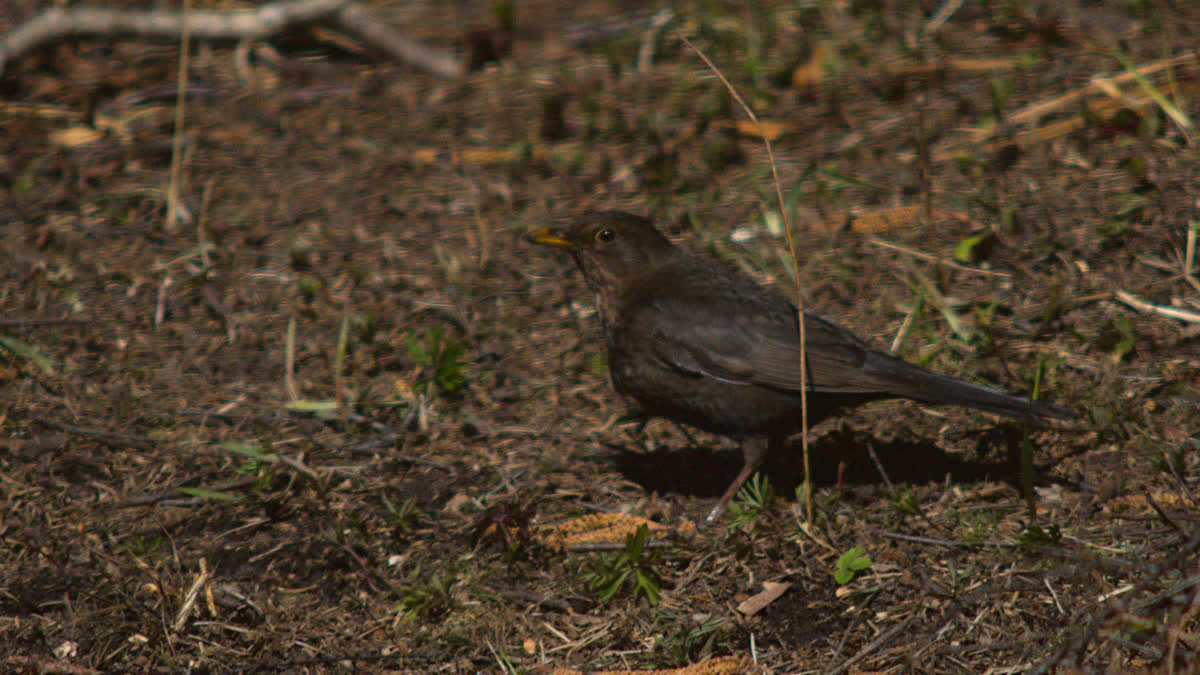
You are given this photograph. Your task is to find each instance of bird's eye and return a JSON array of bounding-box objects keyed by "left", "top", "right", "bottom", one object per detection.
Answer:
[{"left": 596, "top": 228, "right": 616, "bottom": 243}]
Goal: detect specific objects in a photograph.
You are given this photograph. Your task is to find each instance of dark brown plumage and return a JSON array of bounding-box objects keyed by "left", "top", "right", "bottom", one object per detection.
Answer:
[{"left": 530, "top": 211, "right": 1074, "bottom": 522}]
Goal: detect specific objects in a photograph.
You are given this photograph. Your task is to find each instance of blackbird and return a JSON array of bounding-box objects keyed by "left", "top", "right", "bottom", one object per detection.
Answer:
[{"left": 529, "top": 211, "right": 1074, "bottom": 522}]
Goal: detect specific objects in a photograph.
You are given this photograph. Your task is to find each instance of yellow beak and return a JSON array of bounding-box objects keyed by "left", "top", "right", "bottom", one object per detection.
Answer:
[{"left": 526, "top": 228, "right": 576, "bottom": 250}]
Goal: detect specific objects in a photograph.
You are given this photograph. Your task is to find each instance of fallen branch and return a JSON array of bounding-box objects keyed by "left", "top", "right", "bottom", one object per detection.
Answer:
[
  {"left": 0, "top": 317, "right": 91, "bottom": 327},
  {"left": 1115, "top": 289, "right": 1200, "bottom": 324},
  {"left": 0, "top": 0, "right": 463, "bottom": 78}
]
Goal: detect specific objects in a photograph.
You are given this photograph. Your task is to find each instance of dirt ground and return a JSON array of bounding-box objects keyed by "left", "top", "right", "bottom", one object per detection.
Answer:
[{"left": 2, "top": 1, "right": 1200, "bottom": 672}]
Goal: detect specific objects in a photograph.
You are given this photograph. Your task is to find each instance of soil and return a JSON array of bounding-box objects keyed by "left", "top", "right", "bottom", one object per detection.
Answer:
[{"left": 2, "top": 1, "right": 1199, "bottom": 672}]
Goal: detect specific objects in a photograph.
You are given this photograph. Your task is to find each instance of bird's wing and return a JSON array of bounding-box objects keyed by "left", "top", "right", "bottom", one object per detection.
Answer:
[{"left": 623, "top": 282, "right": 890, "bottom": 394}]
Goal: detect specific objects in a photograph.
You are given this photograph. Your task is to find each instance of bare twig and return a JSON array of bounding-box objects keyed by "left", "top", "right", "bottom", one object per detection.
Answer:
[
  {"left": 1115, "top": 290, "right": 1200, "bottom": 323},
  {"left": 172, "top": 558, "right": 214, "bottom": 631},
  {"left": 333, "top": 2, "right": 462, "bottom": 78},
  {"left": 0, "top": 0, "right": 463, "bottom": 79},
  {"left": 869, "top": 236, "right": 1014, "bottom": 278},
  {"left": 869, "top": 528, "right": 1014, "bottom": 548},
  {"left": 865, "top": 441, "right": 895, "bottom": 491},
  {"left": 285, "top": 316, "right": 299, "bottom": 402},
  {"left": 0, "top": 317, "right": 91, "bottom": 327},
  {"left": 116, "top": 477, "right": 260, "bottom": 507},
  {"left": 680, "top": 34, "right": 812, "bottom": 524},
  {"left": 824, "top": 615, "right": 918, "bottom": 675},
  {"left": 923, "top": 0, "right": 965, "bottom": 35},
  {"left": 35, "top": 418, "right": 157, "bottom": 451},
  {"left": 164, "top": 0, "right": 192, "bottom": 234}
]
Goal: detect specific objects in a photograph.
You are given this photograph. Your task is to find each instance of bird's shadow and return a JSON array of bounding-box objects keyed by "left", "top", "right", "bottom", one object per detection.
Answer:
[{"left": 609, "top": 424, "right": 1030, "bottom": 500}]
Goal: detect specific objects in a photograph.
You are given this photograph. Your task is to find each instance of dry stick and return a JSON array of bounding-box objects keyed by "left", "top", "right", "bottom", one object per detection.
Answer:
[
  {"left": 197, "top": 178, "right": 214, "bottom": 268},
  {"left": 445, "top": 111, "right": 491, "bottom": 268},
  {"left": 1001, "top": 52, "right": 1198, "bottom": 129},
  {"left": 1038, "top": 533, "right": 1200, "bottom": 671},
  {"left": 333, "top": 2, "right": 462, "bottom": 79},
  {"left": 1185, "top": 223, "right": 1197, "bottom": 289},
  {"left": 117, "top": 476, "right": 260, "bottom": 507},
  {"left": 0, "top": 0, "right": 463, "bottom": 79},
  {"left": 36, "top": 418, "right": 157, "bottom": 451},
  {"left": 680, "top": 35, "right": 813, "bottom": 524},
  {"left": 923, "top": 0, "right": 965, "bottom": 34},
  {"left": 285, "top": 316, "right": 299, "bottom": 402},
  {"left": 825, "top": 614, "right": 918, "bottom": 675},
  {"left": 164, "top": 0, "right": 192, "bottom": 234},
  {"left": 1111, "top": 48, "right": 1195, "bottom": 145},
  {"left": 1187, "top": 227, "right": 1197, "bottom": 275},
  {"left": 1166, "top": 587, "right": 1200, "bottom": 670},
  {"left": 334, "top": 312, "right": 349, "bottom": 410},
  {"left": 171, "top": 557, "right": 213, "bottom": 632},
  {"left": 0, "top": 317, "right": 90, "bottom": 327},
  {"left": 868, "top": 236, "right": 1013, "bottom": 278},
  {"left": 1143, "top": 491, "right": 1182, "bottom": 532},
  {"left": 918, "top": 93, "right": 931, "bottom": 220},
  {"left": 1115, "top": 289, "right": 1200, "bottom": 323},
  {"left": 0, "top": 0, "right": 343, "bottom": 74}
]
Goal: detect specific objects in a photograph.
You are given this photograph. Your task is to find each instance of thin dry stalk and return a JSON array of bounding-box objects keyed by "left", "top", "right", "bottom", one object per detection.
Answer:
[
  {"left": 869, "top": 236, "right": 1013, "bottom": 278},
  {"left": 890, "top": 296, "right": 921, "bottom": 354},
  {"left": 1115, "top": 290, "right": 1200, "bottom": 323},
  {"left": 918, "top": 93, "right": 931, "bottom": 220},
  {"left": 172, "top": 557, "right": 213, "bottom": 631},
  {"left": 1005, "top": 52, "right": 1197, "bottom": 129},
  {"left": 197, "top": 178, "right": 214, "bottom": 269},
  {"left": 285, "top": 316, "right": 299, "bottom": 401},
  {"left": 679, "top": 34, "right": 813, "bottom": 523},
  {"left": 1185, "top": 222, "right": 1196, "bottom": 278},
  {"left": 0, "top": 0, "right": 464, "bottom": 78},
  {"left": 335, "top": 312, "right": 349, "bottom": 408},
  {"left": 1112, "top": 49, "right": 1195, "bottom": 145},
  {"left": 165, "top": 0, "right": 192, "bottom": 234}
]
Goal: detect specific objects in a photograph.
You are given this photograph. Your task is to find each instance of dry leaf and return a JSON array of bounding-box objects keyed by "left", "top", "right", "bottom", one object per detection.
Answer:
[
  {"left": 814, "top": 205, "right": 945, "bottom": 234},
  {"left": 737, "top": 581, "right": 792, "bottom": 616},
  {"left": 733, "top": 119, "right": 791, "bottom": 141},
  {"left": 792, "top": 43, "right": 829, "bottom": 90},
  {"left": 48, "top": 125, "right": 103, "bottom": 147}
]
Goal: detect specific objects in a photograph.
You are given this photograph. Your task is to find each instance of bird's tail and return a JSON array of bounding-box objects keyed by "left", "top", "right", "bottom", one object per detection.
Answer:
[{"left": 863, "top": 352, "right": 1076, "bottom": 421}]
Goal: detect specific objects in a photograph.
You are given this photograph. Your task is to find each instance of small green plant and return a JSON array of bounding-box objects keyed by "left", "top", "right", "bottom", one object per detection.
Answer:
[
  {"left": 353, "top": 310, "right": 379, "bottom": 343},
  {"left": 1094, "top": 317, "right": 1138, "bottom": 361},
  {"left": 1151, "top": 440, "right": 1196, "bottom": 478},
  {"left": 669, "top": 616, "right": 727, "bottom": 663},
  {"left": 485, "top": 640, "right": 520, "bottom": 675},
  {"left": 216, "top": 440, "right": 278, "bottom": 490},
  {"left": 959, "top": 509, "right": 1001, "bottom": 545},
  {"left": 727, "top": 472, "right": 772, "bottom": 531},
  {"left": 124, "top": 533, "right": 165, "bottom": 557},
  {"left": 1095, "top": 193, "right": 1149, "bottom": 248},
  {"left": 471, "top": 500, "right": 539, "bottom": 561},
  {"left": 580, "top": 524, "right": 662, "bottom": 605},
  {"left": 383, "top": 494, "right": 421, "bottom": 534},
  {"left": 295, "top": 274, "right": 321, "bottom": 301},
  {"left": 891, "top": 489, "right": 920, "bottom": 517},
  {"left": 1018, "top": 523, "right": 1062, "bottom": 549},
  {"left": 587, "top": 352, "right": 608, "bottom": 377},
  {"left": 406, "top": 325, "right": 466, "bottom": 396},
  {"left": 1094, "top": 217, "right": 1131, "bottom": 247},
  {"left": 0, "top": 334, "right": 57, "bottom": 374},
  {"left": 946, "top": 559, "right": 969, "bottom": 600},
  {"left": 953, "top": 229, "right": 996, "bottom": 265},
  {"left": 397, "top": 568, "right": 458, "bottom": 623},
  {"left": 833, "top": 546, "right": 872, "bottom": 585},
  {"left": 988, "top": 76, "right": 1011, "bottom": 120}
]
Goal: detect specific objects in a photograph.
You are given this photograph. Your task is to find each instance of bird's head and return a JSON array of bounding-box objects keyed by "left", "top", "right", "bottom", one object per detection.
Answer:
[{"left": 527, "top": 211, "right": 678, "bottom": 293}]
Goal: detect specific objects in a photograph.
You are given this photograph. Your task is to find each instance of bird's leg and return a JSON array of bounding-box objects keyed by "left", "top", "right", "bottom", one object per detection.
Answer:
[{"left": 705, "top": 435, "right": 780, "bottom": 524}]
